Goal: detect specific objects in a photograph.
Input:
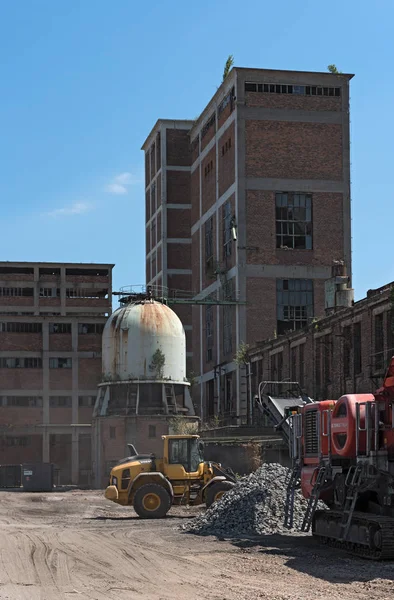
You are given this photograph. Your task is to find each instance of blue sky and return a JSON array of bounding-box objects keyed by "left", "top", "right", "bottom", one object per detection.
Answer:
[{"left": 0, "top": 0, "right": 392, "bottom": 302}]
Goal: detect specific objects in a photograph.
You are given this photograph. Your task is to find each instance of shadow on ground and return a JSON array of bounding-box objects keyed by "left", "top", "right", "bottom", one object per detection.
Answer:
[{"left": 185, "top": 531, "right": 394, "bottom": 584}]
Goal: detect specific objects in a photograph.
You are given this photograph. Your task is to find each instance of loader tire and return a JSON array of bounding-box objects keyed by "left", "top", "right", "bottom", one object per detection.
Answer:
[
  {"left": 205, "top": 480, "right": 234, "bottom": 508},
  {"left": 133, "top": 484, "right": 172, "bottom": 519}
]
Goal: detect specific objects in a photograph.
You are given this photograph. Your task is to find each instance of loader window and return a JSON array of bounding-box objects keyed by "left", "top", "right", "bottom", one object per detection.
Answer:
[
  {"left": 169, "top": 439, "right": 189, "bottom": 470},
  {"left": 168, "top": 439, "right": 204, "bottom": 472}
]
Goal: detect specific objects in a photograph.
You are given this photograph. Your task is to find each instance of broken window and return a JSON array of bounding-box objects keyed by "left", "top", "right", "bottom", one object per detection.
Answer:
[
  {"left": 276, "top": 192, "right": 312, "bottom": 250},
  {"left": 276, "top": 279, "right": 314, "bottom": 335},
  {"left": 245, "top": 82, "right": 341, "bottom": 97},
  {"left": 78, "top": 396, "right": 96, "bottom": 407},
  {"left": 40, "top": 287, "right": 60, "bottom": 297},
  {"left": 0, "top": 287, "right": 34, "bottom": 297},
  {"left": 78, "top": 323, "right": 105, "bottom": 334},
  {"left": 205, "top": 217, "right": 213, "bottom": 271},
  {"left": 0, "top": 357, "right": 42, "bottom": 368},
  {"left": 49, "top": 323, "right": 71, "bottom": 334},
  {"left": 223, "top": 201, "right": 232, "bottom": 258},
  {"left": 1, "top": 396, "right": 42, "bottom": 407},
  {"left": 66, "top": 288, "right": 108, "bottom": 299},
  {"left": 49, "top": 358, "right": 72, "bottom": 369},
  {"left": 50, "top": 396, "right": 72, "bottom": 407},
  {"left": 0, "top": 322, "right": 42, "bottom": 333},
  {"left": 65, "top": 268, "right": 108, "bottom": 276}
]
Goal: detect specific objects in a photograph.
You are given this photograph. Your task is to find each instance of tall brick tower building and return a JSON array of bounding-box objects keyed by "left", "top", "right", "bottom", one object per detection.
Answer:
[{"left": 143, "top": 67, "right": 353, "bottom": 423}]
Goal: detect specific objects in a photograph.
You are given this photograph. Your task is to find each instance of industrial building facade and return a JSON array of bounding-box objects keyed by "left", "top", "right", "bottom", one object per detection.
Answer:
[
  {"left": 249, "top": 282, "right": 394, "bottom": 416},
  {"left": 143, "top": 67, "right": 353, "bottom": 423},
  {"left": 0, "top": 262, "right": 113, "bottom": 484}
]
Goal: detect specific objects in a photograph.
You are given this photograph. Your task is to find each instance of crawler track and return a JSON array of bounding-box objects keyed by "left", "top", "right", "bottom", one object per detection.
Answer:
[{"left": 313, "top": 510, "right": 394, "bottom": 560}]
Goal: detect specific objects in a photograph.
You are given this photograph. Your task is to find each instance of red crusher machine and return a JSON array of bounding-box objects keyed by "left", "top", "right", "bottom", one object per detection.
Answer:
[{"left": 256, "top": 358, "right": 394, "bottom": 559}]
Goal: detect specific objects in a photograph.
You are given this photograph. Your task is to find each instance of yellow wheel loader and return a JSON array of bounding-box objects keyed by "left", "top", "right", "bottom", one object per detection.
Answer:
[{"left": 104, "top": 434, "right": 236, "bottom": 518}]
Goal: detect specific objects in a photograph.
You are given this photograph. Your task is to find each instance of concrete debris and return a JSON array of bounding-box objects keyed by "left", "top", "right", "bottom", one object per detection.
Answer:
[{"left": 183, "top": 463, "right": 320, "bottom": 537}]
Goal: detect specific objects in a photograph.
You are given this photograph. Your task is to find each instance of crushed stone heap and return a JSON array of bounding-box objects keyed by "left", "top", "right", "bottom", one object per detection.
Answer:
[{"left": 183, "top": 463, "right": 318, "bottom": 537}]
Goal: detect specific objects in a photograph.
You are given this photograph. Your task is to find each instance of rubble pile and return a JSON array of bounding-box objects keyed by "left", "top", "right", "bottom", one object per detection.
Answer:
[{"left": 184, "top": 463, "right": 316, "bottom": 537}]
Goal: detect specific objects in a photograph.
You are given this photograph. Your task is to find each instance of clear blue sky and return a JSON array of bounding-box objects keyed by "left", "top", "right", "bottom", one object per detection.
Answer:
[{"left": 0, "top": 0, "right": 392, "bottom": 302}]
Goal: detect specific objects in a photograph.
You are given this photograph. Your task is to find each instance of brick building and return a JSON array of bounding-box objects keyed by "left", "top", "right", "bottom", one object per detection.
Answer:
[
  {"left": 0, "top": 262, "right": 113, "bottom": 484},
  {"left": 249, "top": 282, "right": 394, "bottom": 419},
  {"left": 143, "top": 67, "right": 353, "bottom": 423},
  {"left": 142, "top": 120, "right": 194, "bottom": 372}
]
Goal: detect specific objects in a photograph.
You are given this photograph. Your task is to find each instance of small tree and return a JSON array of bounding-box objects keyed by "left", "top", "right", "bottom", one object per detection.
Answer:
[
  {"left": 223, "top": 55, "right": 234, "bottom": 82},
  {"left": 234, "top": 342, "right": 250, "bottom": 365},
  {"left": 328, "top": 64, "right": 342, "bottom": 74},
  {"left": 149, "top": 348, "right": 165, "bottom": 379}
]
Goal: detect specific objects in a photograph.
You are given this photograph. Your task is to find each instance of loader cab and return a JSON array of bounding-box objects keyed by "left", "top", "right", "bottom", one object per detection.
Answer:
[{"left": 162, "top": 435, "right": 205, "bottom": 479}]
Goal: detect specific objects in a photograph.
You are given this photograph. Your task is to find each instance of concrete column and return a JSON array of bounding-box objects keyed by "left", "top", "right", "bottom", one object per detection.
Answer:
[
  {"left": 42, "top": 321, "right": 50, "bottom": 424},
  {"left": 33, "top": 265, "right": 39, "bottom": 316},
  {"left": 161, "top": 126, "right": 168, "bottom": 289},
  {"left": 72, "top": 321, "right": 79, "bottom": 424},
  {"left": 71, "top": 428, "right": 79, "bottom": 485},
  {"left": 60, "top": 266, "right": 66, "bottom": 316},
  {"left": 42, "top": 428, "right": 50, "bottom": 463}
]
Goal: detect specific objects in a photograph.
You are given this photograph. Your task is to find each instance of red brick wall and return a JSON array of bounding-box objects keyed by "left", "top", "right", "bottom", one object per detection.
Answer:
[
  {"left": 218, "top": 122, "right": 235, "bottom": 197},
  {"left": 146, "top": 225, "right": 150, "bottom": 256},
  {"left": 0, "top": 333, "right": 42, "bottom": 351},
  {"left": 220, "top": 193, "right": 236, "bottom": 268},
  {"left": 246, "top": 191, "right": 344, "bottom": 266},
  {"left": 50, "top": 433, "right": 71, "bottom": 484},
  {"left": 191, "top": 168, "right": 200, "bottom": 226},
  {"left": 201, "top": 117, "right": 216, "bottom": 152},
  {"left": 157, "top": 212, "right": 162, "bottom": 243},
  {"left": 78, "top": 334, "right": 101, "bottom": 352},
  {"left": 0, "top": 434, "right": 42, "bottom": 464},
  {"left": 201, "top": 148, "right": 216, "bottom": 215},
  {"left": 49, "top": 369, "right": 72, "bottom": 390},
  {"left": 246, "top": 278, "right": 277, "bottom": 345},
  {"left": 167, "top": 244, "right": 191, "bottom": 270},
  {"left": 167, "top": 274, "right": 192, "bottom": 294},
  {"left": 157, "top": 245, "right": 162, "bottom": 277},
  {"left": 145, "top": 152, "right": 150, "bottom": 184},
  {"left": 218, "top": 100, "right": 234, "bottom": 129},
  {"left": 0, "top": 407, "right": 43, "bottom": 426},
  {"left": 157, "top": 175, "right": 162, "bottom": 208},
  {"left": 146, "top": 190, "right": 150, "bottom": 222},
  {"left": 191, "top": 230, "right": 200, "bottom": 293},
  {"left": 79, "top": 407, "right": 93, "bottom": 424},
  {"left": 78, "top": 358, "right": 102, "bottom": 389},
  {"left": 0, "top": 297, "right": 34, "bottom": 307},
  {"left": 245, "top": 121, "right": 343, "bottom": 180},
  {"left": 171, "top": 304, "right": 192, "bottom": 326},
  {"left": 0, "top": 369, "right": 43, "bottom": 389},
  {"left": 65, "top": 298, "right": 109, "bottom": 309},
  {"left": 202, "top": 213, "right": 216, "bottom": 290},
  {"left": 146, "top": 259, "right": 150, "bottom": 284},
  {"left": 166, "top": 208, "right": 190, "bottom": 238},
  {"left": 167, "top": 171, "right": 190, "bottom": 204},
  {"left": 191, "top": 136, "right": 200, "bottom": 164},
  {"left": 166, "top": 129, "right": 192, "bottom": 166},
  {"left": 49, "top": 407, "right": 72, "bottom": 425},
  {"left": 245, "top": 92, "right": 342, "bottom": 112},
  {"left": 49, "top": 334, "right": 72, "bottom": 352},
  {"left": 192, "top": 305, "right": 201, "bottom": 377}
]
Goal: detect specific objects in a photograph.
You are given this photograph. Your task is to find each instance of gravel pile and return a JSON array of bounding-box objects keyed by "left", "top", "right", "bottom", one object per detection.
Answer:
[{"left": 183, "top": 463, "right": 318, "bottom": 537}]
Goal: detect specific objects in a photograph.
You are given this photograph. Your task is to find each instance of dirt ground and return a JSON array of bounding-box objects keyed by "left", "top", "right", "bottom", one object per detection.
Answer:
[{"left": 0, "top": 490, "right": 393, "bottom": 600}]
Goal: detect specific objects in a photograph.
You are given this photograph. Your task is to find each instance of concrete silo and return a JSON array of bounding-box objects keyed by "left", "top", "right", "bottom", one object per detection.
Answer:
[{"left": 91, "top": 292, "right": 197, "bottom": 488}]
